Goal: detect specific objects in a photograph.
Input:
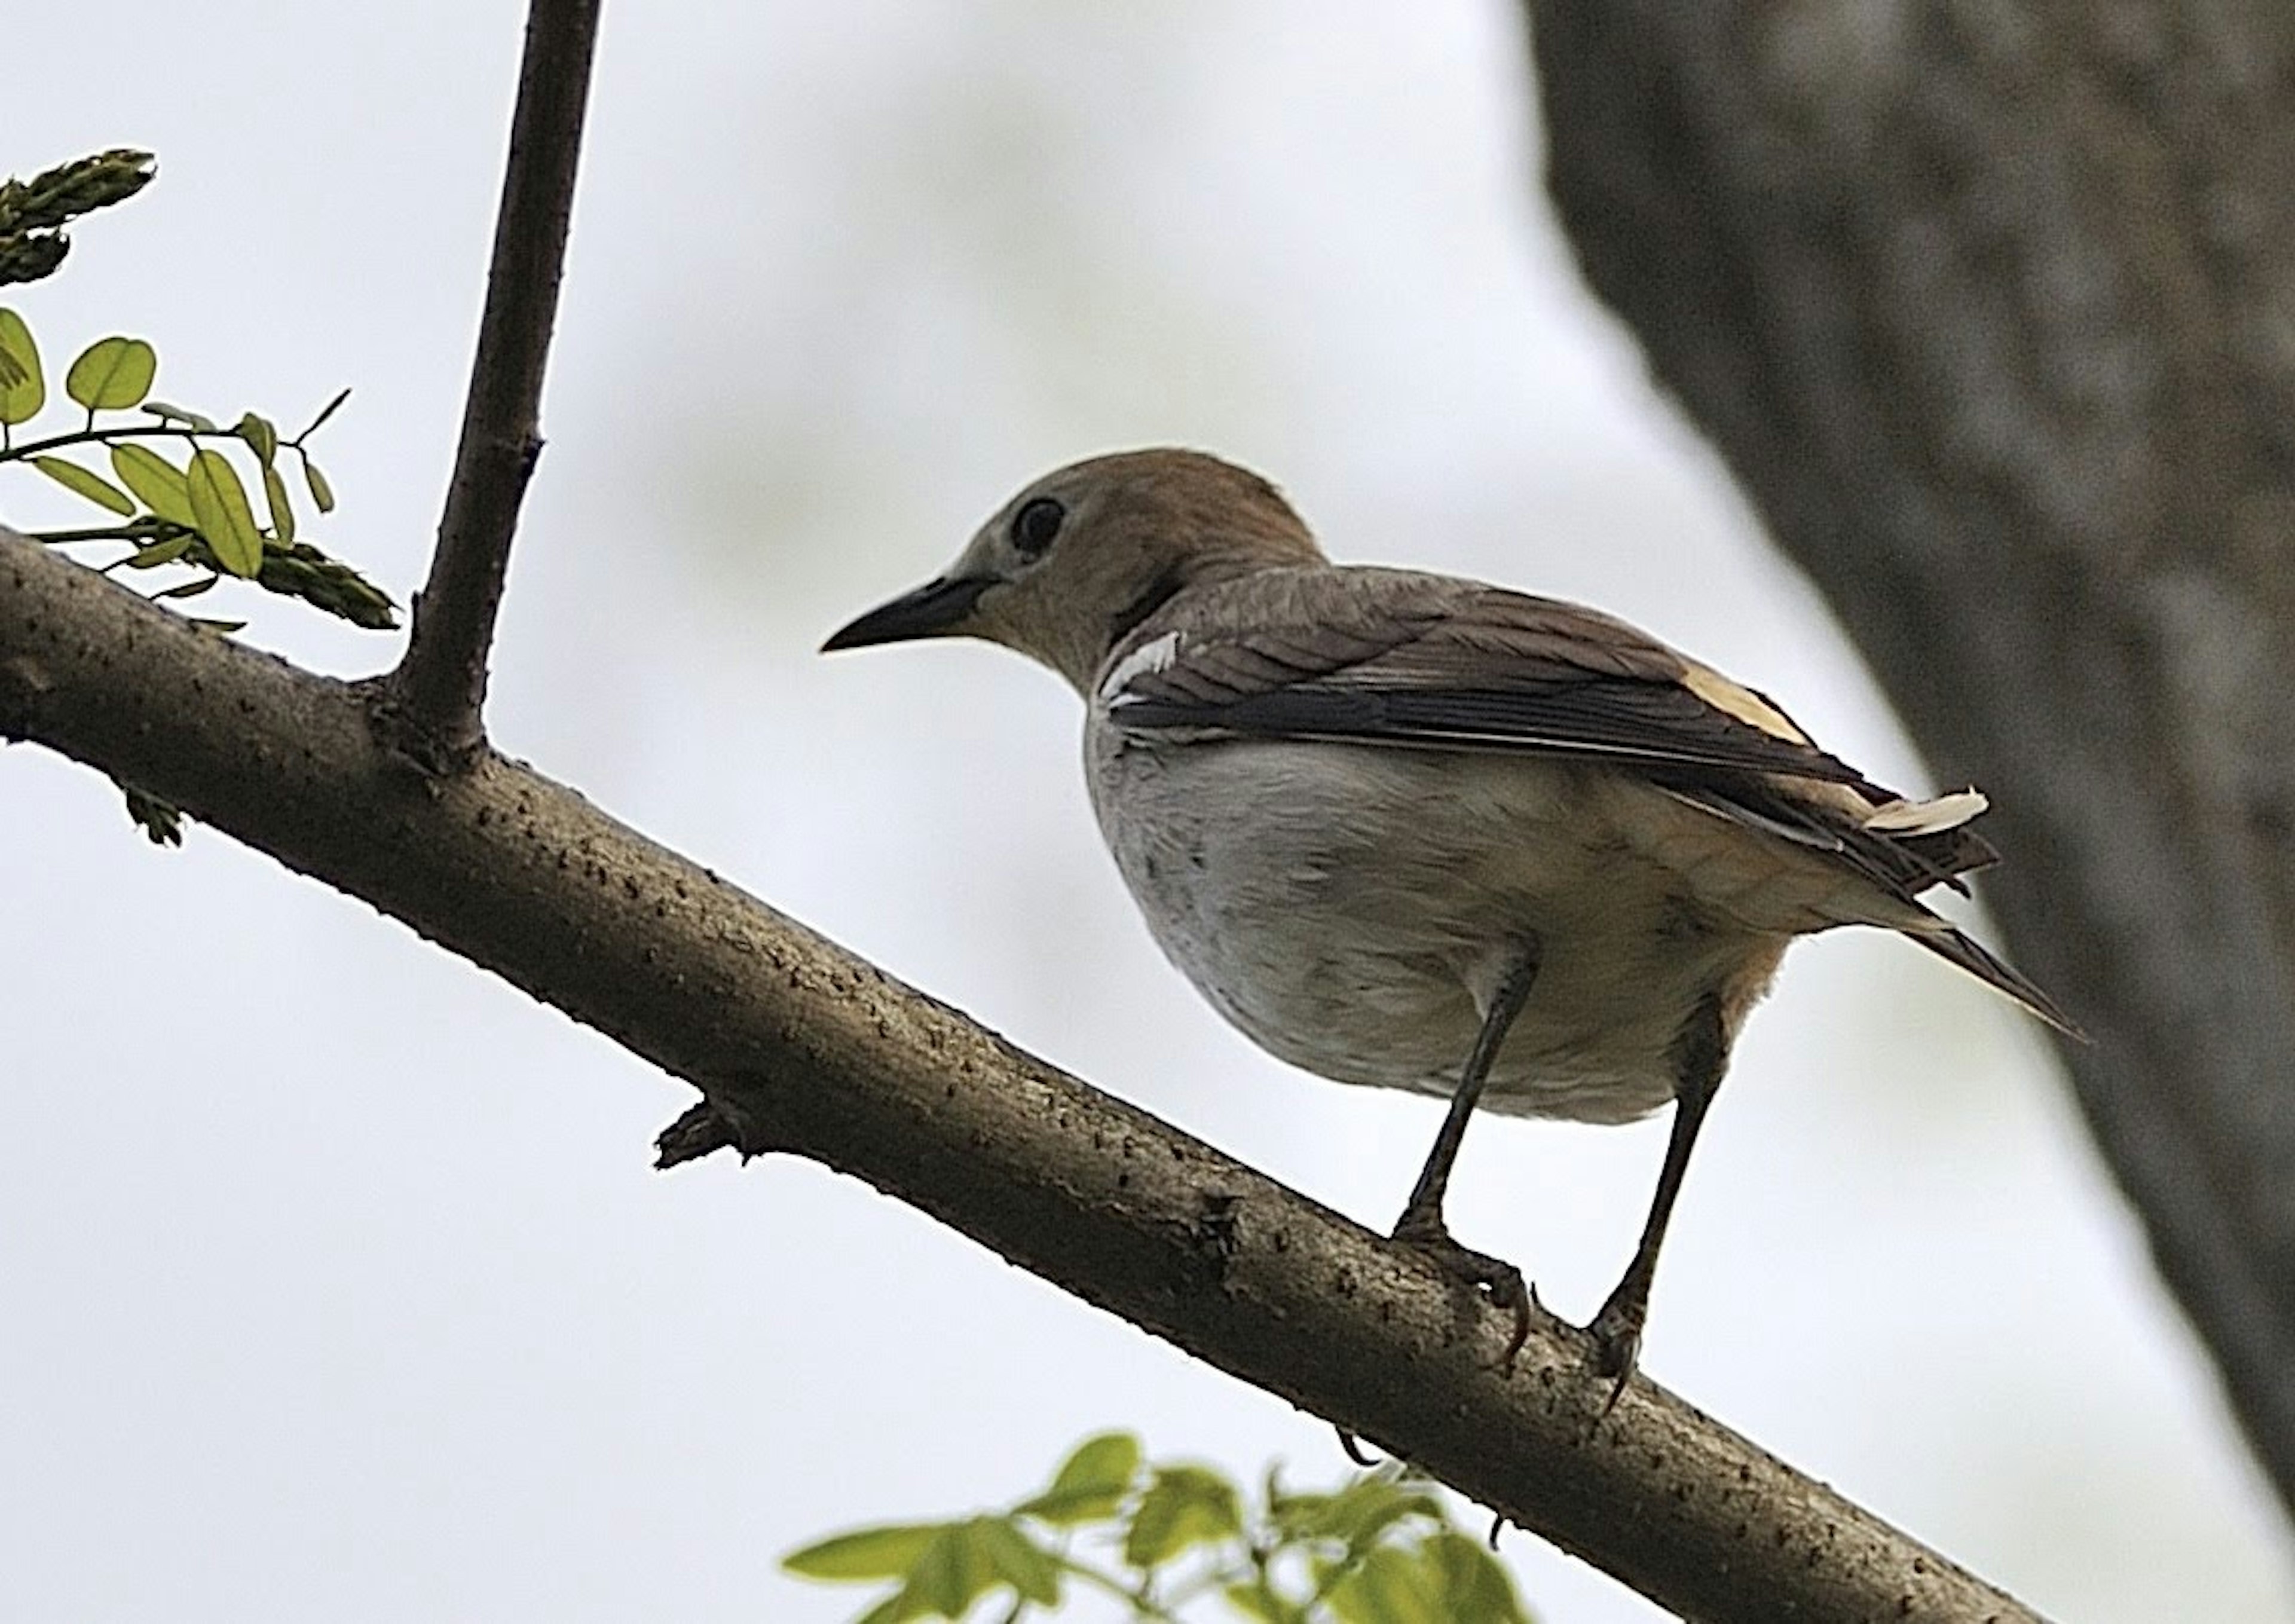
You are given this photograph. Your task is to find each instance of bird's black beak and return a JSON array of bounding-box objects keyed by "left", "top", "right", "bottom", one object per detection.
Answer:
[{"left": 821, "top": 574, "right": 994, "bottom": 652}]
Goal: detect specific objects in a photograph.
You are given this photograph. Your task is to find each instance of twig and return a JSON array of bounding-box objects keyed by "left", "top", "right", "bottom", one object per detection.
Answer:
[
  {"left": 0, "top": 423, "right": 229, "bottom": 461},
  {"left": 385, "top": 0, "right": 603, "bottom": 770}
]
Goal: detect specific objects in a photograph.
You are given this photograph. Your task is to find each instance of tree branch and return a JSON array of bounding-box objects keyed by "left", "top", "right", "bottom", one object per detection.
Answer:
[
  {"left": 0, "top": 527, "right": 2049, "bottom": 1624},
  {"left": 385, "top": 0, "right": 602, "bottom": 769},
  {"left": 1526, "top": 1, "right": 2295, "bottom": 1518}
]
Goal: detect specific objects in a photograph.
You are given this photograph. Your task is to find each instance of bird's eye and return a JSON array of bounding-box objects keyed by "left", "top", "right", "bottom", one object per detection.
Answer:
[{"left": 1011, "top": 496, "right": 1066, "bottom": 558}]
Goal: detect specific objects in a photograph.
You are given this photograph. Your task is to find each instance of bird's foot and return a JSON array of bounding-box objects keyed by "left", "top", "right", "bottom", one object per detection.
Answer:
[
  {"left": 1584, "top": 1286, "right": 1647, "bottom": 1414},
  {"left": 1391, "top": 1210, "right": 1532, "bottom": 1366}
]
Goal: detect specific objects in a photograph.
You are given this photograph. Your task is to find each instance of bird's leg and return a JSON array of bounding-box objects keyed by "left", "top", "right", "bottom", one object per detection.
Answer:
[
  {"left": 1587, "top": 995, "right": 1728, "bottom": 1405},
  {"left": 1391, "top": 937, "right": 1542, "bottom": 1354}
]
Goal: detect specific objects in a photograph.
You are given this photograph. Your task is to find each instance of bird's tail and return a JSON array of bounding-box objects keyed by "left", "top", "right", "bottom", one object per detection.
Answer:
[{"left": 1904, "top": 920, "right": 2084, "bottom": 1038}]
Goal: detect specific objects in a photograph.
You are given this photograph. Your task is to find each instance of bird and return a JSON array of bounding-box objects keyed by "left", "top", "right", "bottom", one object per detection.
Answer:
[{"left": 824, "top": 448, "right": 2074, "bottom": 1392}]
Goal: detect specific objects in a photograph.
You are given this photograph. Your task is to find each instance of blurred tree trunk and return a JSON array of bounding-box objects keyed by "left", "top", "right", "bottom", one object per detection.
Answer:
[{"left": 1526, "top": 1, "right": 2295, "bottom": 1520}]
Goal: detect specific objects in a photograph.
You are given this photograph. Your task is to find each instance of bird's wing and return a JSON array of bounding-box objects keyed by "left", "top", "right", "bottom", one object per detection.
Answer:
[
  {"left": 1102, "top": 567, "right": 2004, "bottom": 898},
  {"left": 1101, "top": 567, "right": 1868, "bottom": 785},
  {"left": 1101, "top": 567, "right": 2073, "bottom": 1034}
]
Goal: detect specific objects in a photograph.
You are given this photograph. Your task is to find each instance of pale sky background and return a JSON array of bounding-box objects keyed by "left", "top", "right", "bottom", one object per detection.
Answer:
[{"left": 5, "top": 5, "right": 2291, "bottom": 1622}]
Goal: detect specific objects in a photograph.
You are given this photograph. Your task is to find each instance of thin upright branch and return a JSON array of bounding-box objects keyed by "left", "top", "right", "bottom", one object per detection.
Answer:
[
  {"left": 0, "top": 528, "right": 2049, "bottom": 1624},
  {"left": 385, "top": 0, "right": 602, "bottom": 769}
]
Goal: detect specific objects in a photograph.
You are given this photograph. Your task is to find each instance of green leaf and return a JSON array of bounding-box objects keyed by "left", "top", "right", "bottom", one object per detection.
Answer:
[
  {"left": 1018, "top": 1431, "right": 1141, "bottom": 1525},
  {"left": 122, "top": 533, "right": 194, "bottom": 569},
  {"left": 973, "top": 1516, "right": 1060, "bottom": 1606},
  {"left": 1281, "top": 1475, "right": 1440, "bottom": 1552},
  {"left": 1325, "top": 1544, "right": 1442, "bottom": 1624},
  {"left": 111, "top": 443, "right": 197, "bottom": 526},
  {"left": 141, "top": 399, "right": 217, "bottom": 433},
  {"left": 186, "top": 448, "right": 263, "bottom": 577},
  {"left": 782, "top": 1522, "right": 944, "bottom": 1583},
  {"left": 898, "top": 1522, "right": 1000, "bottom": 1619},
  {"left": 29, "top": 455, "right": 135, "bottom": 515},
  {"left": 302, "top": 455, "right": 336, "bottom": 513},
  {"left": 0, "top": 308, "right": 44, "bottom": 424},
  {"left": 1122, "top": 1465, "right": 1242, "bottom": 1568},
  {"left": 853, "top": 1595, "right": 929, "bottom": 1624},
  {"left": 261, "top": 462, "right": 296, "bottom": 546},
  {"left": 1223, "top": 1582, "right": 1303, "bottom": 1624},
  {"left": 155, "top": 575, "right": 218, "bottom": 600},
  {"left": 1270, "top": 1490, "right": 1332, "bottom": 1540},
  {"left": 63, "top": 335, "right": 156, "bottom": 411},
  {"left": 1419, "top": 1532, "right": 1531, "bottom": 1624},
  {"left": 235, "top": 411, "right": 277, "bottom": 463}
]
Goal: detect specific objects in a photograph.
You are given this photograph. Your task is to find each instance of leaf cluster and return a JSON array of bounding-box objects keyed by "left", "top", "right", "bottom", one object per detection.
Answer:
[
  {"left": 0, "top": 315, "right": 391, "bottom": 631},
  {"left": 0, "top": 149, "right": 397, "bottom": 844},
  {"left": 783, "top": 1435, "right": 1533, "bottom": 1624}
]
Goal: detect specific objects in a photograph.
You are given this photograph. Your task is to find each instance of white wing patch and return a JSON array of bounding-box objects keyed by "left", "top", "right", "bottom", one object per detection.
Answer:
[
  {"left": 1098, "top": 630, "right": 1181, "bottom": 705},
  {"left": 1681, "top": 662, "right": 1811, "bottom": 745},
  {"left": 1862, "top": 788, "right": 1990, "bottom": 835}
]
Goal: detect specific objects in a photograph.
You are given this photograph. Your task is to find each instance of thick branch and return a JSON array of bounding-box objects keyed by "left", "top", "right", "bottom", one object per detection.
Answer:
[
  {"left": 0, "top": 529, "right": 2047, "bottom": 1624},
  {"left": 1526, "top": 2, "right": 2295, "bottom": 1516},
  {"left": 387, "top": 0, "right": 601, "bottom": 767}
]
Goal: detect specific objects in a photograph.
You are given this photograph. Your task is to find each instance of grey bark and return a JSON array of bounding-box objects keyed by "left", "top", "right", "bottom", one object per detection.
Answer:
[
  {"left": 1, "top": 528, "right": 2045, "bottom": 1623},
  {"left": 388, "top": 0, "right": 599, "bottom": 769},
  {"left": 1526, "top": 1, "right": 2295, "bottom": 1518}
]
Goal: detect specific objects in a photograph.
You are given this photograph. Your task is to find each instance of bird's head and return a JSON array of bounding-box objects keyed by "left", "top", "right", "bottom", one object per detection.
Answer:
[{"left": 823, "top": 448, "right": 1324, "bottom": 693}]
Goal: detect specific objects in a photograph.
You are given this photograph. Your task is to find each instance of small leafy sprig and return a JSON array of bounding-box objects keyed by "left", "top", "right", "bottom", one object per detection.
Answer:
[
  {"left": 783, "top": 1433, "right": 1534, "bottom": 1624},
  {"left": 0, "top": 149, "right": 394, "bottom": 847},
  {"left": 0, "top": 311, "right": 393, "bottom": 632}
]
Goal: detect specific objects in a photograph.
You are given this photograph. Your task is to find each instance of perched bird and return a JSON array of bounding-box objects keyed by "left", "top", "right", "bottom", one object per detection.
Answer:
[{"left": 825, "top": 449, "right": 2073, "bottom": 1390}]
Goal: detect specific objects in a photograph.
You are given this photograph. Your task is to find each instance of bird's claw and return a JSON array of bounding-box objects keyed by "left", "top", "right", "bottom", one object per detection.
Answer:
[
  {"left": 1391, "top": 1214, "right": 1533, "bottom": 1368},
  {"left": 1586, "top": 1290, "right": 1645, "bottom": 1414}
]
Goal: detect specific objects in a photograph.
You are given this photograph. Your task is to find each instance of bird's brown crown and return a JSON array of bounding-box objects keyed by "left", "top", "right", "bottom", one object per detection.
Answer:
[{"left": 959, "top": 449, "right": 1327, "bottom": 692}]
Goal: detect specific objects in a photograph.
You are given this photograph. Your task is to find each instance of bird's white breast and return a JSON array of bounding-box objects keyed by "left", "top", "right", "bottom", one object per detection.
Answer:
[{"left": 1083, "top": 715, "right": 1847, "bottom": 1123}]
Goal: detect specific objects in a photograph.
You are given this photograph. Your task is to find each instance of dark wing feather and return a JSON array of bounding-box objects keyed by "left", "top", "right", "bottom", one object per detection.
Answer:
[
  {"left": 1121, "top": 680, "right": 1865, "bottom": 779},
  {"left": 1660, "top": 779, "right": 1994, "bottom": 900},
  {"left": 1107, "top": 571, "right": 1872, "bottom": 786}
]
